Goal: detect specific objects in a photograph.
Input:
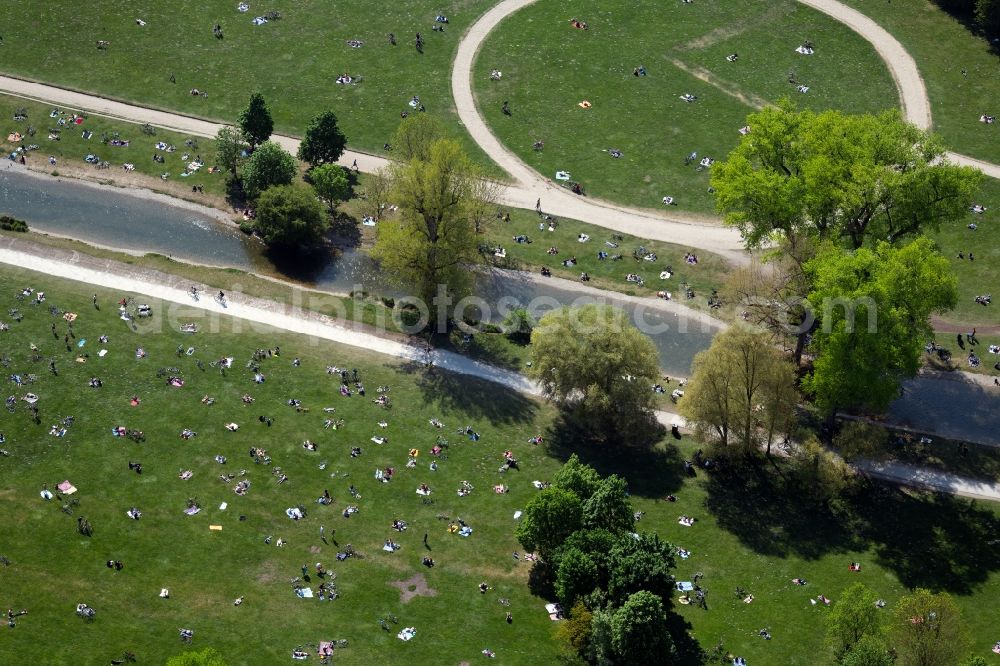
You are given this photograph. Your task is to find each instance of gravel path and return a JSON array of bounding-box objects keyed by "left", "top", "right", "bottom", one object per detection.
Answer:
[
  {"left": 0, "top": 74, "right": 747, "bottom": 262},
  {"left": 5, "top": 238, "right": 1000, "bottom": 500}
]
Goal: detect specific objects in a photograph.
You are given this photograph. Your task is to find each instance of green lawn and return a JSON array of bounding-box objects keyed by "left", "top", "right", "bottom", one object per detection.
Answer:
[
  {"left": 928, "top": 174, "right": 1000, "bottom": 328},
  {"left": 1, "top": 95, "right": 228, "bottom": 201},
  {"left": 3, "top": 263, "right": 1000, "bottom": 664},
  {"left": 841, "top": 0, "right": 1000, "bottom": 164},
  {"left": 0, "top": 264, "right": 562, "bottom": 664},
  {"left": 473, "top": 0, "right": 896, "bottom": 213},
  {"left": 644, "top": 442, "right": 1000, "bottom": 664},
  {"left": 482, "top": 208, "right": 732, "bottom": 312},
  {"left": 0, "top": 0, "right": 496, "bottom": 165}
]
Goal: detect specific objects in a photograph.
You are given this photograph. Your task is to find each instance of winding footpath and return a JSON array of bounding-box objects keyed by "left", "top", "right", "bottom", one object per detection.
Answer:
[
  {"left": 4, "top": 235, "right": 1000, "bottom": 501},
  {"left": 0, "top": 73, "right": 748, "bottom": 263},
  {"left": 0, "top": 0, "right": 997, "bottom": 268}
]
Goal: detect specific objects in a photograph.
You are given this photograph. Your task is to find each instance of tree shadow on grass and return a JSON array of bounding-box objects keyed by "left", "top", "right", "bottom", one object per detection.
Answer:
[
  {"left": 849, "top": 484, "right": 1000, "bottom": 594},
  {"left": 665, "top": 611, "right": 706, "bottom": 665},
  {"left": 394, "top": 360, "right": 537, "bottom": 426},
  {"left": 703, "top": 462, "right": 863, "bottom": 560},
  {"left": 542, "top": 411, "right": 683, "bottom": 498}
]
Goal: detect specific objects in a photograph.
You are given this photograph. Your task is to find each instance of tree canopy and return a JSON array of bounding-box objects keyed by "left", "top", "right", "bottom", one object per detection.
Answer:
[
  {"left": 298, "top": 110, "right": 348, "bottom": 167},
  {"left": 840, "top": 635, "right": 893, "bottom": 666},
  {"left": 238, "top": 92, "right": 274, "bottom": 148},
  {"left": 890, "top": 589, "right": 968, "bottom": 666},
  {"left": 241, "top": 141, "right": 297, "bottom": 200},
  {"left": 528, "top": 304, "right": 660, "bottom": 437},
  {"left": 606, "top": 533, "right": 677, "bottom": 606},
  {"left": 712, "top": 102, "right": 982, "bottom": 251},
  {"left": 514, "top": 486, "right": 583, "bottom": 558},
  {"left": 826, "top": 583, "right": 883, "bottom": 654},
  {"left": 555, "top": 547, "right": 600, "bottom": 609},
  {"left": 553, "top": 454, "right": 603, "bottom": 501},
  {"left": 581, "top": 475, "right": 635, "bottom": 534},
  {"left": 371, "top": 138, "right": 490, "bottom": 323},
  {"left": 391, "top": 114, "right": 446, "bottom": 162},
  {"left": 214, "top": 126, "right": 249, "bottom": 178},
  {"left": 803, "top": 237, "right": 957, "bottom": 413},
  {"left": 679, "top": 326, "right": 797, "bottom": 455},
  {"left": 609, "top": 591, "right": 676, "bottom": 665},
  {"left": 254, "top": 184, "right": 328, "bottom": 247},
  {"left": 310, "top": 163, "right": 352, "bottom": 212}
]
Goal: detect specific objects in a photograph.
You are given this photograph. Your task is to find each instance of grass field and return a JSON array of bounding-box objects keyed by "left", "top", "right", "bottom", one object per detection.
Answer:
[
  {"left": 928, "top": 174, "right": 1000, "bottom": 328},
  {"left": 841, "top": 0, "right": 1000, "bottom": 165},
  {"left": 0, "top": 0, "right": 495, "bottom": 165},
  {"left": 481, "top": 208, "right": 732, "bottom": 310},
  {"left": 473, "top": 0, "right": 896, "bottom": 213},
  {"left": 655, "top": 441, "right": 1000, "bottom": 665},
  {"left": 0, "top": 264, "right": 563, "bottom": 664},
  {"left": 0, "top": 95, "right": 228, "bottom": 202},
  {"left": 3, "top": 264, "right": 1000, "bottom": 664}
]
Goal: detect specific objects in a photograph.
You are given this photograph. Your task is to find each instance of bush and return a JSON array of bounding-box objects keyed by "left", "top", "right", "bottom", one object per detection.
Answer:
[
  {"left": 0, "top": 215, "right": 29, "bottom": 232},
  {"left": 238, "top": 220, "right": 255, "bottom": 235}
]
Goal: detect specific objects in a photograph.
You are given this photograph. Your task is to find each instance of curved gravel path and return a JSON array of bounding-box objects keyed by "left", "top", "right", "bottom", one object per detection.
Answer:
[
  {"left": 3, "top": 0, "right": 998, "bottom": 265},
  {"left": 0, "top": 73, "right": 747, "bottom": 263}
]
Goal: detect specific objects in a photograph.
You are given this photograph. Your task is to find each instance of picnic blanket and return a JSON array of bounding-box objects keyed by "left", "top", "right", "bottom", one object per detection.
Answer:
[
  {"left": 676, "top": 581, "right": 694, "bottom": 592},
  {"left": 397, "top": 627, "right": 416, "bottom": 641},
  {"left": 57, "top": 480, "right": 77, "bottom": 494},
  {"left": 296, "top": 587, "right": 314, "bottom": 598}
]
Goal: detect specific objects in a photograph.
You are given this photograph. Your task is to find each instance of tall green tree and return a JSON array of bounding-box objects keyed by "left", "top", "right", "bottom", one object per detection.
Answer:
[
  {"left": 298, "top": 110, "right": 347, "bottom": 167},
  {"left": 240, "top": 141, "right": 297, "bottom": 199},
  {"left": 254, "top": 184, "right": 328, "bottom": 247},
  {"left": 555, "top": 547, "right": 599, "bottom": 609},
  {"left": 606, "top": 533, "right": 676, "bottom": 606},
  {"left": 310, "top": 163, "right": 352, "bottom": 212},
  {"left": 553, "top": 454, "right": 603, "bottom": 501},
  {"left": 214, "top": 126, "right": 249, "bottom": 178},
  {"left": 609, "top": 591, "right": 676, "bottom": 665},
  {"left": 528, "top": 304, "right": 659, "bottom": 437},
  {"left": 803, "top": 238, "right": 957, "bottom": 414},
  {"left": 514, "top": 486, "right": 583, "bottom": 559},
  {"left": 371, "top": 139, "right": 489, "bottom": 324},
  {"left": 679, "top": 326, "right": 798, "bottom": 456},
  {"left": 841, "top": 635, "right": 893, "bottom": 666},
  {"left": 712, "top": 101, "right": 982, "bottom": 251},
  {"left": 238, "top": 92, "right": 274, "bottom": 148},
  {"left": 391, "top": 114, "right": 445, "bottom": 162},
  {"left": 582, "top": 475, "right": 634, "bottom": 534},
  {"left": 890, "top": 589, "right": 968, "bottom": 666},
  {"left": 826, "top": 583, "right": 883, "bottom": 654}
]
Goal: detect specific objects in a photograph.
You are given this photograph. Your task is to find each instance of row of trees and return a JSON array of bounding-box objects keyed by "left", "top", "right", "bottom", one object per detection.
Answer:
[
  {"left": 709, "top": 102, "right": 976, "bottom": 418},
  {"left": 517, "top": 455, "right": 680, "bottom": 664},
  {"left": 215, "top": 93, "right": 350, "bottom": 247},
  {"left": 827, "top": 583, "right": 985, "bottom": 666}
]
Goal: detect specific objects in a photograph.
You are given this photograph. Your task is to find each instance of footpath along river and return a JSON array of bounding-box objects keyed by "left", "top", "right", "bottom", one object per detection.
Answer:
[{"left": 0, "top": 167, "right": 719, "bottom": 376}]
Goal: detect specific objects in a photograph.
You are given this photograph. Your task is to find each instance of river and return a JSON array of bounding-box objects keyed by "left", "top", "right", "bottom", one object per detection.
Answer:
[{"left": 0, "top": 167, "right": 718, "bottom": 375}]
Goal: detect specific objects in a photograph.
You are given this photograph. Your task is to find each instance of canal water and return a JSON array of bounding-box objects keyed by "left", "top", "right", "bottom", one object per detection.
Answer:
[{"left": 0, "top": 168, "right": 717, "bottom": 375}]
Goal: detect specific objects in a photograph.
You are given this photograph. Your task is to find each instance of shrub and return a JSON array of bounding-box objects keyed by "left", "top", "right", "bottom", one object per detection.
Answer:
[{"left": 0, "top": 215, "right": 29, "bottom": 232}]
